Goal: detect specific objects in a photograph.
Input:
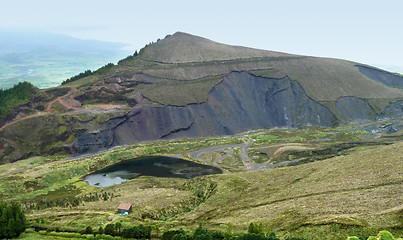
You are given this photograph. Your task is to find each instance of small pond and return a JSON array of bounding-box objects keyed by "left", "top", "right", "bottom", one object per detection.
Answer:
[{"left": 83, "top": 156, "right": 222, "bottom": 187}]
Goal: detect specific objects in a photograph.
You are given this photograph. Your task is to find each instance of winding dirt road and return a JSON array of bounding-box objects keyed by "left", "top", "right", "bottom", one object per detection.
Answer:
[
  {"left": 45, "top": 91, "right": 76, "bottom": 112},
  {"left": 0, "top": 91, "right": 74, "bottom": 132},
  {"left": 174, "top": 138, "right": 254, "bottom": 170},
  {"left": 0, "top": 114, "right": 45, "bottom": 132}
]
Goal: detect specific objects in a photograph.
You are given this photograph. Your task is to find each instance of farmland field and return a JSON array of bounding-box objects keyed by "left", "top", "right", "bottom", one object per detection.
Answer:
[{"left": 0, "top": 50, "right": 130, "bottom": 89}]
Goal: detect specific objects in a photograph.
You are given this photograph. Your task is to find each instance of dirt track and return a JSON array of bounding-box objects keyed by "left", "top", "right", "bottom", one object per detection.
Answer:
[
  {"left": 45, "top": 91, "right": 74, "bottom": 112},
  {"left": 0, "top": 91, "right": 75, "bottom": 132},
  {"left": 174, "top": 138, "right": 254, "bottom": 170}
]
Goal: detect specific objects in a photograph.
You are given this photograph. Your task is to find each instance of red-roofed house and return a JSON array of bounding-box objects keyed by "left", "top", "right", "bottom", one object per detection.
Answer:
[{"left": 117, "top": 203, "right": 132, "bottom": 214}]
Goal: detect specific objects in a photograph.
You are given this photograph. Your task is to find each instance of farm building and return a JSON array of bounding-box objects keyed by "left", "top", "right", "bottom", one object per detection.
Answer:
[{"left": 117, "top": 203, "right": 132, "bottom": 214}]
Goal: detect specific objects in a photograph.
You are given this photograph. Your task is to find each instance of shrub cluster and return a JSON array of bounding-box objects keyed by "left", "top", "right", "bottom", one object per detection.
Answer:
[
  {"left": 99, "top": 222, "right": 151, "bottom": 238},
  {"left": 27, "top": 221, "right": 403, "bottom": 240},
  {"left": 35, "top": 222, "right": 150, "bottom": 239},
  {"left": 347, "top": 230, "right": 401, "bottom": 240},
  {"left": 121, "top": 224, "right": 152, "bottom": 239},
  {"left": 162, "top": 223, "right": 285, "bottom": 240}
]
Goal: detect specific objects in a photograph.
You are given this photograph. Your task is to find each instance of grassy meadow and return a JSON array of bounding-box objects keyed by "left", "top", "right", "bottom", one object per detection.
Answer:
[{"left": 0, "top": 126, "right": 402, "bottom": 240}]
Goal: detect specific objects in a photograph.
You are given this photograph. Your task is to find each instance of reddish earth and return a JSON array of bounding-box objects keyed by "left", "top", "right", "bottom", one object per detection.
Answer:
[
  {"left": 0, "top": 91, "right": 76, "bottom": 132},
  {"left": 0, "top": 114, "right": 44, "bottom": 132},
  {"left": 45, "top": 91, "right": 76, "bottom": 112},
  {"left": 0, "top": 90, "right": 125, "bottom": 133}
]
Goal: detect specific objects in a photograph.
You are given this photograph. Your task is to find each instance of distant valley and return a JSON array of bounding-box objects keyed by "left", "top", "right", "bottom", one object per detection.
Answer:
[{"left": 0, "top": 31, "right": 131, "bottom": 89}]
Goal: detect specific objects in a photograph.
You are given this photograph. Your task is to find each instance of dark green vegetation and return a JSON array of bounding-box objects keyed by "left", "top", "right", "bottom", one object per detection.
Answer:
[
  {"left": 0, "top": 202, "right": 26, "bottom": 239},
  {"left": 14, "top": 227, "right": 402, "bottom": 240},
  {"left": 0, "top": 81, "right": 36, "bottom": 116}
]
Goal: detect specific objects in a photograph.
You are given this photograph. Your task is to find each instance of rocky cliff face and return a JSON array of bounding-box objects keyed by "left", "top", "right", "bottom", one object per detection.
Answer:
[
  {"left": 1, "top": 32, "right": 403, "bottom": 163},
  {"left": 71, "top": 72, "right": 336, "bottom": 155}
]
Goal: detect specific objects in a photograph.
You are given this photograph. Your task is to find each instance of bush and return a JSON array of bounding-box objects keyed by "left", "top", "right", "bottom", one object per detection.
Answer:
[
  {"left": 347, "top": 231, "right": 399, "bottom": 240},
  {"left": 83, "top": 234, "right": 95, "bottom": 240},
  {"left": 377, "top": 231, "right": 396, "bottom": 240},
  {"left": 85, "top": 226, "right": 93, "bottom": 234},
  {"left": 96, "top": 233, "right": 114, "bottom": 240},
  {"left": 104, "top": 223, "right": 115, "bottom": 235},
  {"left": 162, "top": 228, "right": 188, "bottom": 240},
  {"left": 24, "top": 228, "right": 36, "bottom": 233}
]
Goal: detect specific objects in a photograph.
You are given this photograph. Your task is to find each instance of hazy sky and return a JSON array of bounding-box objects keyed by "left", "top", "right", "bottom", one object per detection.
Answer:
[{"left": 1, "top": 0, "right": 402, "bottom": 73}]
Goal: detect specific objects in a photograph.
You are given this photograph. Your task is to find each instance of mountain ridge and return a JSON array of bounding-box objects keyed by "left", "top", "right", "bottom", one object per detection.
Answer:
[
  {"left": 139, "top": 32, "right": 296, "bottom": 63},
  {"left": 0, "top": 32, "right": 403, "bottom": 163}
]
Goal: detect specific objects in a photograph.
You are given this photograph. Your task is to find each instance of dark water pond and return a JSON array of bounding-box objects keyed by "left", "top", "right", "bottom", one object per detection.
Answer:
[{"left": 83, "top": 156, "right": 222, "bottom": 187}]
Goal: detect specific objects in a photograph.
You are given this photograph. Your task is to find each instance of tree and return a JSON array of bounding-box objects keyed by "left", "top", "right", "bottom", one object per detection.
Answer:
[
  {"left": 0, "top": 202, "right": 26, "bottom": 239},
  {"left": 98, "top": 226, "right": 104, "bottom": 234}
]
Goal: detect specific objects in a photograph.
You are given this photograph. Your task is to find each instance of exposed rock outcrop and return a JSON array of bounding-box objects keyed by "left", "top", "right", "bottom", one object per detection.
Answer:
[
  {"left": 71, "top": 72, "right": 338, "bottom": 155},
  {"left": 357, "top": 65, "right": 403, "bottom": 88}
]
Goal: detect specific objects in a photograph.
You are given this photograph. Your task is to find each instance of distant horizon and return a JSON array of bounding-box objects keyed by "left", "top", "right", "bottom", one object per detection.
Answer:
[
  {"left": 1, "top": 29, "right": 402, "bottom": 75},
  {"left": 0, "top": 31, "right": 131, "bottom": 89},
  {"left": 1, "top": 1, "right": 402, "bottom": 74}
]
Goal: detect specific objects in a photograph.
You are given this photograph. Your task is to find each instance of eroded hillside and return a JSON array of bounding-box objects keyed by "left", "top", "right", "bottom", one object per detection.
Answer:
[{"left": 1, "top": 32, "right": 403, "bottom": 163}]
